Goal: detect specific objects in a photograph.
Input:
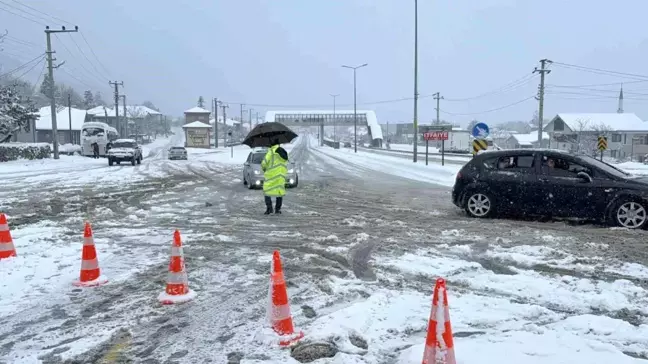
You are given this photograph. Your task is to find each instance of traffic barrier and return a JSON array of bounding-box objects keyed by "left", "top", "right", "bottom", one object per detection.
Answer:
[
  {"left": 158, "top": 230, "right": 196, "bottom": 304},
  {"left": 422, "top": 278, "right": 456, "bottom": 364},
  {"left": 73, "top": 222, "right": 108, "bottom": 287},
  {"left": 0, "top": 213, "right": 17, "bottom": 259},
  {"left": 268, "top": 250, "right": 304, "bottom": 347}
]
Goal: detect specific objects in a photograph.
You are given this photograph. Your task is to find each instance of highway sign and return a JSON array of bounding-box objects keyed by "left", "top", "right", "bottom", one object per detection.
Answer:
[
  {"left": 597, "top": 136, "right": 608, "bottom": 151},
  {"left": 472, "top": 122, "right": 489, "bottom": 138},
  {"left": 423, "top": 131, "right": 449, "bottom": 141}
]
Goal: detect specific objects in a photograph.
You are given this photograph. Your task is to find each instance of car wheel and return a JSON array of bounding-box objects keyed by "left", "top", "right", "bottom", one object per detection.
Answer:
[
  {"left": 293, "top": 175, "right": 299, "bottom": 187},
  {"left": 137, "top": 156, "right": 142, "bottom": 165},
  {"left": 247, "top": 176, "right": 255, "bottom": 189},
  {"left": 464, "top": 192, "right": 493, "bottom": 218},
  {"left": 609, "top": 198, "right": 648, "bottom": 229},
  {"left": 243, "top": 175, "right": 248, "bottom": 185},
  {"left": 108, "top": 158, "right": 113, "bottom": 166}
]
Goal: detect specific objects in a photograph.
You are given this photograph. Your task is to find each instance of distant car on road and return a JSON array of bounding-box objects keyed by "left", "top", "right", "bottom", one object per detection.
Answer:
[
  {"left": 168, "top": 146, "right": 188, "bottom": 160},
  {"left": 107, "top": 139, "right": 143, "bottom": 166},
  {"left": 452, "top": 148, "right": 648, "bottom": 229},
  {"left": 243, "top": 148, "right": 298, "bottom": 189}
]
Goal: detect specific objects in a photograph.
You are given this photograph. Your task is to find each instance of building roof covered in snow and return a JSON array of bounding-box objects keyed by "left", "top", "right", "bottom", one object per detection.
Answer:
[
  {"left": 87, "top": 105, "right": 161, "bottom": 118},
  {"left": 264, "top": 110, "right": 383, "bottom": 140},
  {"left": 509, "top": 132, "right": 549, "bottom": 146},
  {"left": 209, "top": 116, "right": 241, "bottom": 127},
  {"left": 545, "top": 113, "right": 648, "bottom": 132},
  {"left": 36, "top": 106, "right": 87, "bottom": 131},
  {"left": 184, "top": 106, "right": 210, "bottom": 114},
  {"left": 182, "top": 121, "right": 212, "bottom": 128}
]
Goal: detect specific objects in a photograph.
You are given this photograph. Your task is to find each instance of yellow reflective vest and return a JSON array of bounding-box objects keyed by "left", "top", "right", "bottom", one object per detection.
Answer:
[{"left": 261, "top": 145, "right": 288, "bottom": 197}]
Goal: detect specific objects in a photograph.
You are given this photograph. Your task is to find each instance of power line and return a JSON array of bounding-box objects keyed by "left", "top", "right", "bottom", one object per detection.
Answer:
[
  {"left": 68, "top": 33, "right": 110, "bottom": 81},
  {"left": 4, "top": 35, "right": 40, "bottom": 48},
  {"left": 31, "top": 58, "right": 47, "bottom": 93},
  {"left": 7, "top": 0, "right": 72, "bottom": 26},
  {"left": 547, "top": 79, "right": 648, "bottom": 88},
  {"left": 0, "top": 53, "right": 45, "bottom": 78},
  {"left": 53, "top": 33, "right": 108, "bottom": 84},
  {"left": 438, "top": 96, "right": 535, "bottom": 116},
  {"left": 58, "top": 67, "right": 98, "bottom": 90},
  {"left": 79, "top": 32, "right": 112, "bottom": 79},
  {"left": 13, "top": 55, "right": 44, "bottom": 80},
  {"left": 551, "top": 61, "right": 648, "bottom": 81},
  {"left": 444, "top": 74, "right": 537, "bottom": 102},
  {"left": 0, "top": 1, "right": 47, "bottom": 26}
]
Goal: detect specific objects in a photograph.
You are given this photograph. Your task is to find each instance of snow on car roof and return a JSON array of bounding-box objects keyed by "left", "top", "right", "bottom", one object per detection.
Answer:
[{"left": 113, "top": 139, "right": 137, "bottom": 143}]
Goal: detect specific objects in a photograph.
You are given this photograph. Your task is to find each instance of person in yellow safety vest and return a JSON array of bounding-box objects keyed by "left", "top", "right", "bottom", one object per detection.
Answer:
[{"left": 261, "top": 139, "right": 289, "bottom": 215}]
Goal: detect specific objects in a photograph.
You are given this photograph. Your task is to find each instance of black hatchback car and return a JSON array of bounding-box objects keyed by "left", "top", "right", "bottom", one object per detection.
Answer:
[{"left": 452, "top": 149, "right": 648, "bottom": 229}]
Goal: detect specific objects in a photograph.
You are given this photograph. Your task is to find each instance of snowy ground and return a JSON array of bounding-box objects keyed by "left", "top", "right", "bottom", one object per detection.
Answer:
[{"left": 1, "top": 133, "right": 647, "bottom": 363}]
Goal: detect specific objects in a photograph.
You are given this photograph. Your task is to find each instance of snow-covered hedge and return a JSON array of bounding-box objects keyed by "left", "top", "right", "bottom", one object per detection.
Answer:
[
  {"left": 57, "top": 143, "right": 82, "bottom": 155},
  {"left": 0, "top": 143, "right": 51, "bottom": 162}
]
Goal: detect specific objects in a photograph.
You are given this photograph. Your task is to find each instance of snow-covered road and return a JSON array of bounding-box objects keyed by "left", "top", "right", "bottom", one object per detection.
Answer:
[{"left": 1, "top": 134, "right": 647, "bottom": 363}]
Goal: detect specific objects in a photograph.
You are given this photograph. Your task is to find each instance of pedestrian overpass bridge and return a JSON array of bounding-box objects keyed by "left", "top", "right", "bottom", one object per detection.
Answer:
[{"left": 264, "top": 110, "right": 383, "bottom": 147}]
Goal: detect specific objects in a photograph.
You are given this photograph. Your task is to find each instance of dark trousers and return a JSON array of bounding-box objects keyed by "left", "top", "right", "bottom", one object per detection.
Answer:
[{"left": 265, "top": 196, "right": 283, "bottom": 211}]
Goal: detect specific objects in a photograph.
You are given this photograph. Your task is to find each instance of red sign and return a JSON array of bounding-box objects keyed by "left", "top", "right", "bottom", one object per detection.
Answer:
[{"left": 423, "top": 131, "right": 449, "bottom": 141}]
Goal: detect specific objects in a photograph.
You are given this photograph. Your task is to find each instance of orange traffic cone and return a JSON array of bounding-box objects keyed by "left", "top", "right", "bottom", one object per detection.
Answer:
[
  {"left": 422, "top": 278, "right": 456, "bottom": 364},
  {"left": 73, "top": 222, "right": 108, "bottom": 287},
  {"left": 268, "top": 250, "right": 304, "bottom": 347},
  {"left": 0, "top": 213, "right": 17, "bottom": 260},
  {"left": 158, "top": 230, "right": 196, "bottom": 304}
]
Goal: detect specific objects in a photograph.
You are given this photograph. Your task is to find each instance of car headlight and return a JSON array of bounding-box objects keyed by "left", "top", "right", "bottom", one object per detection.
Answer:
[
  {"left": 288, "top": 168, "right": 294, "bottom": 173},
  {"left": 254, "top": 170, "right": 260, "bottom": 175}
]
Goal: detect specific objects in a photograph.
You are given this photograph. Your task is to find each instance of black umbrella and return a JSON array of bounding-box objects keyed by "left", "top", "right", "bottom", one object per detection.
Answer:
[{"left": 242, "top": 122, "right": 298, "bottom": 148}]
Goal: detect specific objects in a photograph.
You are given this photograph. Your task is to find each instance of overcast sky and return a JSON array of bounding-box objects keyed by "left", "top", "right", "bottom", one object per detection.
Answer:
[{"left": 1, "top": 0, "right": 648, "bottom": 127}]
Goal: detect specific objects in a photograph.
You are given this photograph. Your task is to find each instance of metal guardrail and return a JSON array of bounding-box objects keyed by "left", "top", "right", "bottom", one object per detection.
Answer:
[{"left": 360, "top": 146, "right": 472, "bottom": 159}]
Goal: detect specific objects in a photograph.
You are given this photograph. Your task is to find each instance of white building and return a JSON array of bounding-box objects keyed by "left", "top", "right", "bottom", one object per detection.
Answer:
[
  {"left": 504, "top": 132, "right": 550, "bottom": 149},
  {"left": 543, "top": 113, "right": 648, "bottom": 159},
  {"left": 14, "top": 106, "right": 88, "bottom": 144}
]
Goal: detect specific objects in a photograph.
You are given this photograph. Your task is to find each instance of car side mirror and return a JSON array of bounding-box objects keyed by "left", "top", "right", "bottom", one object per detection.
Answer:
[{"left": 576, "top": 171, "right": 592, "bottom": 183}]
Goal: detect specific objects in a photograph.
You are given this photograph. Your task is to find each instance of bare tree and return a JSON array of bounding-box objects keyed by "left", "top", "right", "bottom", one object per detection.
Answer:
[{"left": 574, "top": 117, "right": 612, "bottom": 155}]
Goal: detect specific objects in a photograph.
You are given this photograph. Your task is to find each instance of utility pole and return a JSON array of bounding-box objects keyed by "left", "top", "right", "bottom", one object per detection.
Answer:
[
  {"left": 221, "top": 103, "right": 229, "bottom": 144},
  {"left": 120, "top": 95, "right": 127, "bottom": 136},
  {"left": 240, "top": 103, "right": 245, "bottom": 130},
  {"left": 67, "top": 93, "right": 73, "bottom": 144},
  {"left": 330, "top": 94, "right": 339, "bottom": 143},
  {"left": 533, "top": 59, "right": 552, "bottom": 143},
  {"left": 109, "top": 81, "right": 124, "bottom": 135},
  {"left": 342, "top": 63, "right": 368, "bottom": 153},
  {"left": 256, "top": 111, "right": 260, "bottom": 126},
  {"left": 213, "top": 98, "right": 219, "bottom": 148},
  {"left": 412, "top": 0, "right": 419, "bottom": 162},
  {"left": 248, "top": 108, "right": 253, "bottom": 132},
  {"left": 45, "top": 25, "right": 79, "bottom": 159},
  {"left": 433, "top": 92, "right": 444, "bottom": 124}
]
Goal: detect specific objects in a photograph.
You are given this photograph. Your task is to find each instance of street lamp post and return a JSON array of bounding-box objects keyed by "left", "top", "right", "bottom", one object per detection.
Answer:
[
  {"left": 342, "top": 63, "right": 368, "bottom": 153},
  {"left": 412, "top": 0, "right": 419, "bottom": 162},
  {"left": 330, "top": 94, "right": 339, "bottom": 144}
]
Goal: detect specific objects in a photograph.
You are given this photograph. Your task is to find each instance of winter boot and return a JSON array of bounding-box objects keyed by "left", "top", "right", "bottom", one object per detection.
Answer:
[
  {"left": 275, "top": 197, "right": 282, "bottom": 214},
  {"left": 264, "top": 196, "right": 273, "bottom": 215}
]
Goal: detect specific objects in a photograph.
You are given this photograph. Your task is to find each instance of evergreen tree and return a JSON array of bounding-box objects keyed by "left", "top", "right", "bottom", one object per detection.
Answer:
[
  {"left": 0, "top": 84, "right": 38, "bottom": 143},
  {"left": 94, "top": 91, "right": 105, "bottom": 106},
  {"left": 197, "top": 96, "right": 204, "bottom": 108},
  {"left": 83, "top": 90, "right": 95, "bottom": 109}
]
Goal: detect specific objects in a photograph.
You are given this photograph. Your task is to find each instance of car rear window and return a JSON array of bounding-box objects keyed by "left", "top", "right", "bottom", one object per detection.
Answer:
[
  {"left": 251, "top": 153, "right": 265, "bottom": 163},
  {"left": 171, "top": 147, "right": 185, "bottom": 150}
]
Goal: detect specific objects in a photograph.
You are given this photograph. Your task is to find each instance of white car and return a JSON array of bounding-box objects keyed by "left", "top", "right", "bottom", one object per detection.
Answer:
[{"left": 107, "top": 139, "right": 143, "bottom": 166}]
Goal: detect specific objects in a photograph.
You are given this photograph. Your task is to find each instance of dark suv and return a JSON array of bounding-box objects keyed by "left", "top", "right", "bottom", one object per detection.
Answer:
[{"left": 452, "top": 149, "right": 648, "bottom": 229}]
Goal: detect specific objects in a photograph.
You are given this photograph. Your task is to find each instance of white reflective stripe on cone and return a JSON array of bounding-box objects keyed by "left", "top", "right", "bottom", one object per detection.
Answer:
[
  {"left": 81, "top": 258, "right": 99, "bottom": 270},
  {"left": 166, "top": 271, "right": 188, "bottom": 284},
  {"left": 271, "top": 303, "right": 292, "bottom": 321},
  {"left": 83, "top": 237, "right": 95, "bottom": 246},
  {"left": 272, "top": 271, "right": 285, "bottom": 285},
  {"left": 0, "top": 223, "right": 8, "bottom": 231},
  {"left": 422, "top": 346, "right": 456, "bottom": 364},
  {"left": 0, "top": 242, "right": 16, "bottom": 251},
  {"left": 431, "top": 305, "right": 451, "bottom": 321},
  {"left": 170, "top": 246, "right": 183, "bottom": 256}
]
